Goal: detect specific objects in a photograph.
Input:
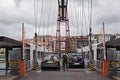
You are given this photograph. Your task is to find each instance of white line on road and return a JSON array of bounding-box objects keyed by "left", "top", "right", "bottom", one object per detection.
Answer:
[{"left": 85, "top": 69, "right": 91, "bottom": 73}]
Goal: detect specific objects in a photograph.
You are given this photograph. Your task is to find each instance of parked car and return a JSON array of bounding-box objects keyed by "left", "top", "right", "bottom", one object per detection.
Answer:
[
  {"left": 68, "top": 53, "right": 84, "bottom": 68},
  {"left": 41, "top": 54, "right": 60, "bottom": 69}
]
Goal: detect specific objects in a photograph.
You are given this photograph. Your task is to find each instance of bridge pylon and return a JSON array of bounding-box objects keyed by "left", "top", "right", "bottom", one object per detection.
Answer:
[{"left": 56, "top": 0, "right": 70, "bottom": 53}]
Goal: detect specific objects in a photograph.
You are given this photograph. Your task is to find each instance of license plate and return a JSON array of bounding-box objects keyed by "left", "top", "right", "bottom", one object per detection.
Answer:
[
  {"left": 74, "top": 63, "right": 80, "bottom": 65},
  {"left": 47, "top": 61, "right": 53, "bottom": 63}
]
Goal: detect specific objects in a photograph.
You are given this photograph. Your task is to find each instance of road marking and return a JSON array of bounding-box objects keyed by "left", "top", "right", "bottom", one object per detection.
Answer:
[
  {"left": 36, "top": 70, "right": 42, "bottom": 73},
  {"left": 85, "top": 69, "right": 91, "bottom": 73},
  {"left": 113, "top": 76, "right": 120, "bottom": 80}
]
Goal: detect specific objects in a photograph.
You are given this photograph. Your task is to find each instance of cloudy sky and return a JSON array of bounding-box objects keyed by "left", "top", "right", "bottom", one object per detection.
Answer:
[{"left": 0, "top": 0, "right": 120, "bottom": 40}]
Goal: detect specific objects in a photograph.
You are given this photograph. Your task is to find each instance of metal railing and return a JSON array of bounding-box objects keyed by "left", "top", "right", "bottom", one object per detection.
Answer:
[{"left": 94, "top": 60, "right": 102, "bottom": 72}]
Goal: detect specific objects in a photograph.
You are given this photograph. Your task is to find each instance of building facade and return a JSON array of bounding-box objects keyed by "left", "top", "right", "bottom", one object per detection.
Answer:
[{"left": 31, "top": 33, "right": 120, "bottom": 53}]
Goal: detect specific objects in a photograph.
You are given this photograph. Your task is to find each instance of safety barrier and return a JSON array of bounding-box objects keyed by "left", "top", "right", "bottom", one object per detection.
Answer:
[
  {"left": 109, "top": 61, "right": 120, "bottom": 64},
  {"left": 94, "top": 60, "right": 120, "bottom": 71},
  {"left": 88, "top": 62, "right": 95, "bottom": 71},
  {"left": 32, "top": 62, "right": 38, "bottom": 70},
  {"left": 108, "top": 61, "right": 120, "bottom": 77},
  {"left": 20, "top": 60, "right": 26, "bottom": 76},
  {"left": 108, "top": 61, "right": 120, "bottom": 68}
]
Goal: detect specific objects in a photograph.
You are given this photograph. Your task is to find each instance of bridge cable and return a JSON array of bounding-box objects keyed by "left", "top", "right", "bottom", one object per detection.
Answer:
[
  {"left": 50, "top": 1, "right": 56, "bottom": 36},
  {"left": 47, "top": 0, "right": 52, "bottom": 36},
  {"left": 81, "top": 0, "right": 83, "bottom": 36},
  {"left": 82, "top": 0, "right": 89, "bottom": 35},
  {"left": 38, "top": 0, "right": 44, "bottom": 35},
  {"left": 34, "top": 0, "right": 37, "bottom": 33},
  {"left": 68, "top": 0, "right": 76, "bottom": 36},
  {"left": 34, "top": 0, "right": 39, "bottom": 33},
  {"left": 73, "top": 0, "right": 79, "bottom": 36},
  {"left": 89, "top": 0, "right": 92, "bottom": 32},
  {"left": 47, "top": 0, "right": 52, "bottom": 53}
]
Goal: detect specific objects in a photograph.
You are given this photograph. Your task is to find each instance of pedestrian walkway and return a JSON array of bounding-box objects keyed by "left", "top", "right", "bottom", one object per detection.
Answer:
[{"left": 13, "top": 69, "right": 112, "bottom": 80}]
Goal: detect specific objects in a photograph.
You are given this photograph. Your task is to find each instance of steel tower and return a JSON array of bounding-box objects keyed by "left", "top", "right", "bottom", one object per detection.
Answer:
[{"left": 56, "top": 0, "right": 70, "bottom": 53}]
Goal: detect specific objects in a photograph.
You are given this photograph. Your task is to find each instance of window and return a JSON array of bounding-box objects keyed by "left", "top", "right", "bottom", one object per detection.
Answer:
[
  {"left": 97, "top": 49, "right": 103, "bottom": 60},
  {"left": 26, "top": 49, "right": 30, "bottom": 60}
]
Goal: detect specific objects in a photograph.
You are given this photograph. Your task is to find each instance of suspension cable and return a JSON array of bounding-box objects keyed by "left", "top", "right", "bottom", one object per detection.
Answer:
[
  {"left": 81, "top": 0, "right": 84, "bottom": 36},
  {"left": 76, "top": 0, "right": 79, "bottom": 36},
  {"left": 50, "top": 1, "right": 56, "bottom": 36},
  {"left": 89, "top": 0, "right": 92, "bottom": 30},
  {"left": 34, "top": 0, "right": 39, "bottom": 33},
  {"left": 38, "top": 0, "right": 44, "bottom": 35},
  {"left": 43, "top": 0, "right": 46, "bottom": 35},
  {"left": 44, "top": 0, "right": 49, "bottom": 36},
  {"left": 47, "top": 0, "right": 52, "bottom": 53},
  {"left": 89, "top": 0, "right": 93, "bottom": 62},
  {"left": 88, "top": 0, "right": 93, "bottom": 32},
  {"left": 73, "top": 0, "right": 79, "bottom": 36},
  {"left": 34, "top": 0, "right": 37, "bottom": 33},
  {"left": 68, "top": 0, "right": 76, "bottom": 36},
  {"left": 83, "top": 8, "right": 89, "bottom": 35},
  {"left": 81, "top": 0, "right": 89, "bottom": 35},
  {"left": 88, "top": 0, "right": 90, "bottom": 24},
  {"left": 47, "top": 0, "right": 52, "bottom": 36}
]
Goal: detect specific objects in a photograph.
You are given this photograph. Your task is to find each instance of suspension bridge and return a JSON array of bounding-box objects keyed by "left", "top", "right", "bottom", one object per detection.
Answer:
[{"left": 0, "top": 0, "right": 120, "bottom": 80}]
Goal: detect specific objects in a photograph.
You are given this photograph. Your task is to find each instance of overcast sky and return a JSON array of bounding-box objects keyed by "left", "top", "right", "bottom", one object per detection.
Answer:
[{"left": 0, "top": 0, "right": 120, "bottom": 40}]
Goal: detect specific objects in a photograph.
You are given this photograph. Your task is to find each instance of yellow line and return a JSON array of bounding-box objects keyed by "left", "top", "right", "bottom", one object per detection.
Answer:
[
  {"left": 109, "top": 62, "right": 120, "bottom": 64},
  {"left": 0, "top": 61, "right": 20, "bottom": 64}
]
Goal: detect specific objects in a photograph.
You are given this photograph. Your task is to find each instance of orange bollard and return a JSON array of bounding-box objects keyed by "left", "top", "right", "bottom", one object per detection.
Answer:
[
  {"left": 102, "top": 61, "right": 108, "bottom": 77},
  {"left": 20, "top": 60, "right": 26, "bottom": 76}
]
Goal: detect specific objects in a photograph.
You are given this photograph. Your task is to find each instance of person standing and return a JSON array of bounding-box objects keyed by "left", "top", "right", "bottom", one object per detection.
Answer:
[
  {"left": 36, "top": 57, "right": 42, "bottom": 72},
  {"left": 62, "top": 53, "right": 68, "bottom": 71}
]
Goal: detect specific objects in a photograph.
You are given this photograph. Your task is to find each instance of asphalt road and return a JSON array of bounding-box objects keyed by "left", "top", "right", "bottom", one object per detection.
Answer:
[{"left": 15, "top": 69, "right": 112, "bottom": 80}]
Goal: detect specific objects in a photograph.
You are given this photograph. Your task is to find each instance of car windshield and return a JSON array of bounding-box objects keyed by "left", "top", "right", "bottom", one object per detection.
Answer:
[
  {"left": 44, "top": 55, "right": 58, "bottom": 60},
  {"left": 71, "top": 54, "right": 82, "bottom": 59},
  {"left": 53, "top": 56, "right": 58, "bottom": 60},
  {"left": 72, "top": 55, "right": 78, "bottom": 59},
  {"left": 44, "top": 56, "right": 50, "bottom": 60}
]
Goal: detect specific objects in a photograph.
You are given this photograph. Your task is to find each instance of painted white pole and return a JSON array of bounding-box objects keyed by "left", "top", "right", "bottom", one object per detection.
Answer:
[{"left": 103, "top": 22, "right": 106, "bottom": 60}]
